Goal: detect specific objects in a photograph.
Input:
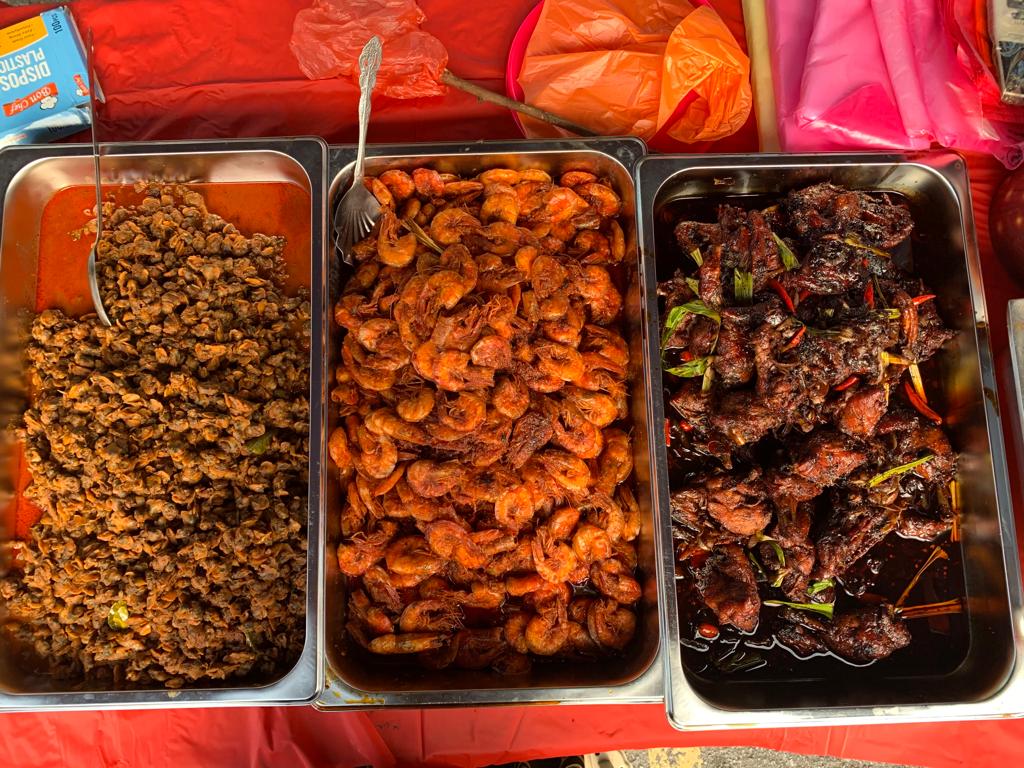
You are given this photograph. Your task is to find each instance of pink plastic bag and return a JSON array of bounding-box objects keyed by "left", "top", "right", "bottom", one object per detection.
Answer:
[{"left": 767, "top": 0, "right": 1024, "bottom": 167}]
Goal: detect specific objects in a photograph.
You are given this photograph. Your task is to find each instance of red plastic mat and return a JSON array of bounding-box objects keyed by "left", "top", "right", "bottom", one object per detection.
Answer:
[{"left": 0, "top": 2, "right": 1020, "bottom": 766}]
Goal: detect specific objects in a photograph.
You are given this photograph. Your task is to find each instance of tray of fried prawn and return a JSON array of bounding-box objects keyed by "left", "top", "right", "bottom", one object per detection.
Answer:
[{"left": 316, "top": 139, "right": 666, "bottom": 708}]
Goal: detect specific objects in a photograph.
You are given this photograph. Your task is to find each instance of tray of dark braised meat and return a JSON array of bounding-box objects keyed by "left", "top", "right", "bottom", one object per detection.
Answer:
[{"left": 638, "top": 153, "right": 1022, "bottom": 724}]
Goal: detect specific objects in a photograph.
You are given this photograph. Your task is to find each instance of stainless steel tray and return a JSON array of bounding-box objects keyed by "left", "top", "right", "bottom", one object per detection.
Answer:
[
  {"left": 0, "top": 138, "right": 328, "bottom": 710},
  {"left": 316, "top": 138, "right": 665, "bottom": 709},
  {"left": 637, "top": 152, "right": 1024, "bottom": 729}
]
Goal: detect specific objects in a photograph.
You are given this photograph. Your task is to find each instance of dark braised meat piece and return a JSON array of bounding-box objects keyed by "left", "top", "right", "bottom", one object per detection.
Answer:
[
  {"left": 778, "top": 430, "right": 869, "bottom": 501},
  {"left": 711, "top": 389, "right": 788, "bottom": 448},
  {"left": 825, "top": 607, "right": 912, "bottom": 661},
  {"left": 908, "top": 300, "right": 957, "bottom": 363},
  {"left": 674, "top": 220, "right": 722, "bottom": 255},
  {"left": 793, "top": 313, "right": 900, "bottom": 388},
  {"left": 776, "top": 621, "right": 826, "bottom": 657},
  {"left": 814, "top": 490, "right": 896, "bottom": 580},
  {"left": 663, "top": 313, "right": 718, "bottom": 356},
  {"left": 713, "top": 307, "right": 756, "bottom": 387},
  {"left": 694, "top": 544, "right": 760, "bottom": 632},
  {"left": 657, "top": 269, "right": 698, "bottom": 309},
  {"left": 762, "top": 501, "right": 818, "bottom": 601},
  {"left": 897, "top": 511, "right": 953, "bottom": 540},
  {"left": 771, "top": 500, "right": 813, "bottom": 549},
  {"left": 699, "top": 243, "right": 725, "bottom": 308},
  {"left": 876, "top": 411, "right": 956, "bottom": 485},
  {"left": 671, "top": 498, "right": 743, "bottom": 561},
  {"left": 718, "top": 205, "right": 782, "bottom": 291},
  {"left": 671, "top": 468, "right": 771, "bottom": 537},
  {"left": 759, "top": 539, "right": 816, "bottom": 602},
  {"left": 776, "top": 606, "right": 911, "bottom": 663},
  {"left": 784, "top": 183, "right": 913, "bottom": 249},
  {"left": 834, "top": 384, "right": 889, "bottom": 437},
  {"left": 668, "top": 380, "right": 715, "bottom": 438},
  {"left": 708, "top": 299, "right": 788, "bottom": 391},
  {"left": 706, "top": 469, "right": 771, "bottom": 536},
  {"left": 783, "top": 237, "right": 868, "bottom": 296}
]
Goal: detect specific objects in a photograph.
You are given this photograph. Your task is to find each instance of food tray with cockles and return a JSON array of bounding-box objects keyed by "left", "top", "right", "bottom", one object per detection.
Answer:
[
  {"left": 638, "top": 152, "right": 1024, "bottom": 730},
  {"left": 0, "top": 139, "right": 327, "bottom": 710}
]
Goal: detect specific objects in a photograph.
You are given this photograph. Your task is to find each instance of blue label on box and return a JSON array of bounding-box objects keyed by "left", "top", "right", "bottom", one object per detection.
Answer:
[{"left": 0, "top": 7, "right": 91, "bottom": 145}]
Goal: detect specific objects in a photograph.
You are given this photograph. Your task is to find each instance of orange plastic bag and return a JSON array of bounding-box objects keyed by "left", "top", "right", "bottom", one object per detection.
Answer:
[
  {"left": 517, "top": 0, "right": 750, "bottom": 142},
  {"left": 290, "top": 0, "right": 448, "bottom": 99}
]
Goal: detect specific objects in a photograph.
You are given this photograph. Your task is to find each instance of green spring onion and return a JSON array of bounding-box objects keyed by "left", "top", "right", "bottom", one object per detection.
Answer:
[
  {"left": 867, "top": 454, "right": 935, "bottom": 488},
  {"left": 763, "top": 599, "right": 835, "bottom": 620},
  {"left": 665, "top": 356, "right": 712, "bottom": 378},
  {"left": 734, "top": 269, "right": 754, "bottom": 304},
  {"left": 773, "top": 232, "right": 800, "bottom": 271},
  {"left": 806, "top": 579, "right": 835, "bottom": 597}
]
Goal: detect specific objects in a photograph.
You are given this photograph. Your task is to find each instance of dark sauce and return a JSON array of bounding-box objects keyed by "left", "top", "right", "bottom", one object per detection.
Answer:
[{"left": 657, "top": 192, "right": 970, "bottom": 683}]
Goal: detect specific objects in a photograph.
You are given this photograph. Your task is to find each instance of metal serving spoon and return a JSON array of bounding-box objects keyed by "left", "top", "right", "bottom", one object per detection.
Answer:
[
  {"left": 331, "top": 36, "right": 383, "bottom": 265},
  {"left": 85, "top": 29, "right": 111, "bottom": 327}
]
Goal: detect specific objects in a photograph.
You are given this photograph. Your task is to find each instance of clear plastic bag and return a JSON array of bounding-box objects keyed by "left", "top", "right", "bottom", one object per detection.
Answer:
[{"left": 290, "top": 0, "right": 447, "bottom": 99}]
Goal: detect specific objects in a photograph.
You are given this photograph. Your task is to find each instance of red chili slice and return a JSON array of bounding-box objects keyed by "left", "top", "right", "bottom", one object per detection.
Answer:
[
  {"left": 904, "top": 379, "right": 942, "bottom": 424},
  {"left": 833, "top": 375, "right": 859, "bottom": 392},
  {"left": 782, "top": 325, "right": 806, "bottom": 351},
  {"left": 911, "top": 294, "right": 936, "bottom": 306},
  {"left": 767, "top": 278, "right": 795, "bottom": 314},
  {"left": 864, "top": 281, "right": 875, "bottom": 309}
]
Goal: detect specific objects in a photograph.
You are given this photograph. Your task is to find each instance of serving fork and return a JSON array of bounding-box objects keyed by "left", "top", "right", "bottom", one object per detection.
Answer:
[{"left": 332, "top": 36, "right": 383, "bottom": 265}]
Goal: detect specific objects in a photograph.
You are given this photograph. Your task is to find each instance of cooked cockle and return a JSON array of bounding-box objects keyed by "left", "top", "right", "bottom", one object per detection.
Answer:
[
  {"left": 329, "top": 167, "right": 639, "bottom": 671},
  {"left": 2, "top": 184, "right": 309, "bottom": 688}
]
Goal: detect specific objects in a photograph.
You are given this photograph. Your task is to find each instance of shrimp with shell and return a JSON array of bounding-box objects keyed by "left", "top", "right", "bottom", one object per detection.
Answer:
[{"left": 333, "top": 165, "right": 640, "bottom": 673}]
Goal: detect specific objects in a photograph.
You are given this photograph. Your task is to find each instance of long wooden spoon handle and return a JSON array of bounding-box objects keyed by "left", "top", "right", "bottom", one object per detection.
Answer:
[{"left": 440, "top": 69, "right": 599, "bottom": 138}]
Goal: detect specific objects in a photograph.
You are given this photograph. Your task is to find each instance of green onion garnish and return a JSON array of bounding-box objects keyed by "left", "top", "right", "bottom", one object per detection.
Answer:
[
  {"left": 734, "top": 269, "right": 753, "bottom": 304},
  {"left": 763, "top": 599, "right": 835, "bottom": 620},
  {"left": 665, "top": 356, "right": 712, "bottom": 378},
  {"left": 867, "top": 454, "right": 935, "bottom": 488},
  {"left": 773, "top": 233, "right": 800, "bottom": 271},
  {"left": 842, "top": 237, "right": 891, "bottom": 258},
  {"left": 661, "top": 302, "right": 721, "bottom": 350},
  {"left": 806, "top": 579, "right": 835, "bottom": 597},
  {"left": 748, "top": 551, "right": 767, "bottom": 581},
  {"left": 767, "top": 540, "right": 785, "bottom": 568},
  {"left": 245, "top": 431, "right": 273, "bottom": 455},
  {"left": 685, "top": 277, "right": 700, "bottom": 294},
  {"left": 689, "top": 247, "right": 703, "bottom": 266},
  {"left": 701, "top": 364, "right": 715, "bottom": 393}
]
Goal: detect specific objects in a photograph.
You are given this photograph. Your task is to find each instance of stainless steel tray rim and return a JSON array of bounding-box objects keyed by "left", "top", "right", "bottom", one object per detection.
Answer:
[
  {"left": 636, "top": 150, "right": 1024, "bottom": 729},
  {"left": 0, "top": 138, "right": 328, "bottom": 710},
  {"left": 317, "top": 138, "right": 664, "bottom": 710}
]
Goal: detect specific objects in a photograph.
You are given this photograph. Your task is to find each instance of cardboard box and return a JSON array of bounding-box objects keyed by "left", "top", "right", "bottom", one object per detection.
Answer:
[{"left": 0, "top": 7, "right": 92, "bottom": 146}]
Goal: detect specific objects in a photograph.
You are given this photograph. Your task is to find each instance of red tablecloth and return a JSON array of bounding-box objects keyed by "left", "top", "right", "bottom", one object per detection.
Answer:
[{"left": 1, "top": 1, "right": 1022, "bottom": 766}]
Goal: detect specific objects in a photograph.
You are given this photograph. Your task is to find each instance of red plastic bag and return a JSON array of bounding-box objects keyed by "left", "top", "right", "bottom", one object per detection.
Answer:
[
  {"left": 517, "top": 0, "right": 750, "bottom": 142},
  {"left": 290, "top": 0, "right": 447, "bottom": 99}
]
